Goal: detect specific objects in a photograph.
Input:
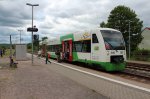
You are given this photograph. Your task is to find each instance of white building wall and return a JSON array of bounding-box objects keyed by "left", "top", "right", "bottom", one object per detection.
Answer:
[
  {"left": 139, "top": 28, "right": 150, "bottom": 50},
  {"left": 16, "top": 44, "right": 27, "bottom": 61}
]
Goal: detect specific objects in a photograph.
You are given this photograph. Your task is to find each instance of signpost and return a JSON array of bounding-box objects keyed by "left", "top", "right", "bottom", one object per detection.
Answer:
[
  {"left": 27, "top": 27, "right": 38, "bottom": 32},
  {"left": 26, "top": 3, "right": 39, "bottom": 65},
  {"left": 27, "top": 26, "right": 38, "bottom": 65}
]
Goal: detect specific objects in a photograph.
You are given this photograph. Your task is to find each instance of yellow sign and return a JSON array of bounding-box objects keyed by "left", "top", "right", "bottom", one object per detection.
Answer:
[{"left": 80, "top": 32, "right": 90, "bottom": 40}]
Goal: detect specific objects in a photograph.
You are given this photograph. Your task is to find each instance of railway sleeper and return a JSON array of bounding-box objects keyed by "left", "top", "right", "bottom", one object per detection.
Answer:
[{"left": 124, "top": 68, "right": 150, "bottom": 78}]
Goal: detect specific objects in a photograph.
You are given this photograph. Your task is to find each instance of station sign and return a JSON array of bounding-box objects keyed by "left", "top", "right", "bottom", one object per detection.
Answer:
[{"left": 27, "top": 27, "right": 38, "bottom": 32}]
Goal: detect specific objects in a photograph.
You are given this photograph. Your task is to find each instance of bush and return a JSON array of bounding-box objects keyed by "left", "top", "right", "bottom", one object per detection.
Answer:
[{"left": 132, "top": 49, "right": 150, "bottom": 61}]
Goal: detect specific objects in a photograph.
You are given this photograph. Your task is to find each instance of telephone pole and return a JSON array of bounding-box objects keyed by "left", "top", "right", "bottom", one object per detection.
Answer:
[{"left": 18, "top": 29, "right": 23, "bottom": 44}]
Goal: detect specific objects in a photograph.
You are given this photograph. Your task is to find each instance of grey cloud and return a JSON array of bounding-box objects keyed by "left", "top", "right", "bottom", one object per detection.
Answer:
[
  {"left": 0, "top": 27, "right": 13, "bottom": 34},
  {"left": 0, "top": 37, "right": 9, "bottom": 43},
  {"left": 0, "top": 0, "right": 150, "bottom": 44},
  {"left": 0, "top": 1, "right": 31, "bottom": 28}
]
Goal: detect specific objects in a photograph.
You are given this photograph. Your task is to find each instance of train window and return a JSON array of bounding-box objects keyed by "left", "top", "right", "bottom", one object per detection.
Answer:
[
  {"left": 52, "top": 45, "right": 56, "bottom": 52},
  {"left": 53, "top": 44, "right": 62, "bottom": 52},
  {"left": 47, "top": 45, "right": 51, "bottom": 51},
  {"left": 47, "top": 44, "right": 61, "bottom": 52},
  {"left": 73, "top": 40, "right": 91, "bottom": 52},
  {"left": 82, "top": 40, "right": 91, "bottom": 52},
  {"left": 59, "top": 44, "right": 62, "bottom": 51},
  {"left": 101, "top": 30, "right": 125, "bottom": 50},
  {"left": 92, "top": 34, "right": 99, "bottom": 43},
  {"left": 52, "top": 45, "right": 54, "bottom": 52},
  {"left": 74, "top": 41, "right": 82, "bottom": 52}
]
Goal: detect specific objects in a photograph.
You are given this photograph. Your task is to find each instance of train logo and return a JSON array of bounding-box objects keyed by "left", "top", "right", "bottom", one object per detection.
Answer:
[
  {"left": 81, "top": 32, "right": 90, "bottom": 40},
  {"left": 94, "top": 46, "right": 99, "bottom": 50}
]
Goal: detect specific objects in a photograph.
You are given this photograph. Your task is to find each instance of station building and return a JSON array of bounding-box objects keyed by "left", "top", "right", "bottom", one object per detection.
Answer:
[{"left": 139, "top": 27, "right": 150, "bottom": 50}]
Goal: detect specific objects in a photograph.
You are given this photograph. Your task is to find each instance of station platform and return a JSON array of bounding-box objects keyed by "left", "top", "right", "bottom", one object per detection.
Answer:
[
  {"left": 1, "top": 54, "right": 149, "bottom": 99},
  {"left": 0, "top": 57, "right": 108, "bottom": 99}
]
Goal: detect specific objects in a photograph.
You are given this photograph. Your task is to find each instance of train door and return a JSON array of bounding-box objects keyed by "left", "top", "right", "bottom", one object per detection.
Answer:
[
  {"left": 91, "top": 33, "right": 100, "bottom": 61},
  {"left": 62, "top": 40, "right": 73, "bottom": 61}
]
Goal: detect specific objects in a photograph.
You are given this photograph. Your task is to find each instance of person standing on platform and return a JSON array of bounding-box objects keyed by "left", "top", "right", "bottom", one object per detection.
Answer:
[
  {"left": 0, "top": 49, "right": 3, "bottom": 57},
  {"left": 56, "top": 49, "right": 61, "bottom": 62},
  {"left": 45, "top": 52, "right": 51, "bottom": 64},
  {"left": 3, "top": 49, "right": 5, "bottom": 55}
]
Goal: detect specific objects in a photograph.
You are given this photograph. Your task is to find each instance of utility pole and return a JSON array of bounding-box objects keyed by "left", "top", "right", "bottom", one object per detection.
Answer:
[
  {"left": 128, "top": 20, "right": 131, "bottom": 60},
  {"left": 10, "top": 35, "right": 12, "bottom": 66},
  {"left": 18, "top": 29, "right": 23, "bottom": 44},
  {"left": 10, "top": 35, "right": 12, "bottom": 56}
]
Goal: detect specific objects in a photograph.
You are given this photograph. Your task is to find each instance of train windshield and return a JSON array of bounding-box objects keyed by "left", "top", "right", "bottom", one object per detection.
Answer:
[{"left": 101, "top": 30, "right": 125, "bottom": 50}]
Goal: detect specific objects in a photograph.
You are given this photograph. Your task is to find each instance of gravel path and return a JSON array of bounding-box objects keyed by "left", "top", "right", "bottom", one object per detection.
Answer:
[{"left": 0, "top": 57, "right": 108, "bottom": 99}]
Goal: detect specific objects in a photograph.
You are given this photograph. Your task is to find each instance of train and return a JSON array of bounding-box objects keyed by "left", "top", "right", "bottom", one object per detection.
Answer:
[{"left": 41, "top": 28, "right": 126, "bottom": 71}]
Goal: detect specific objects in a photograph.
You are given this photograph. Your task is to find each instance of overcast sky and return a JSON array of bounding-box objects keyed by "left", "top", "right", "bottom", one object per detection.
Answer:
[{"left": 0, "top": 0, "right": 149, "bottom": 44}]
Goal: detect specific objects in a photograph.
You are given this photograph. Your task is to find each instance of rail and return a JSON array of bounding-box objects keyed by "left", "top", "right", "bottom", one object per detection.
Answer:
[{"left": 124, "top": 62, "right": 150, "bottom": 78}]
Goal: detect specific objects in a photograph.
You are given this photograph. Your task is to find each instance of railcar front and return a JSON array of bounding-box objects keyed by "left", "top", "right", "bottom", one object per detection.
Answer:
[{"left": 99, "top": 29, "right": 126, "bottom": 71}]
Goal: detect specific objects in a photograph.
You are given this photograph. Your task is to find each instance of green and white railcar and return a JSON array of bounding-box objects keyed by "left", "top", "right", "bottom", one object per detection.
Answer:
[{"left": 47, "top": 28, "right": 126, "bottom": 71}]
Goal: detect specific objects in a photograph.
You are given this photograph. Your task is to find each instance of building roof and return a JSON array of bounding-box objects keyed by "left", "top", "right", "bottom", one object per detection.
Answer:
[
  {"left": 144, "top": 27, "right": 150, "bottom": 30},
  {"left": 141, "top": 27, "right": 150, "bottom": 33}
]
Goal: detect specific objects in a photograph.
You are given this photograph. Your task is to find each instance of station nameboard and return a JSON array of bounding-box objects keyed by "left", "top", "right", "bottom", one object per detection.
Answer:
[{"left": 27, "top": 27, "right": 38, "bottom": 32}]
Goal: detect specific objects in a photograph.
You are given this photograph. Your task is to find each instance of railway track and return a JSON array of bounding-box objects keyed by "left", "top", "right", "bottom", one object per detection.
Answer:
[
  {"left": 73, "top": 61, "right": 150, "bottom": 82},
  {"left": 123, "top": 62, "right": 150, "bottom": 78}
]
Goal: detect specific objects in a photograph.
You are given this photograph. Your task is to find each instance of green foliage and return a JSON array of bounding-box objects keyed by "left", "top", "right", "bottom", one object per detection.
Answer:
[
  {"left": 100, "top": 21, "right": 107, "bottom": 27},
  {"left": 1, "top": 46, "right": 6, "bottom": 49},
  {"left": 42, "top": 37, "right": 48, "bottom": 41},
  {"left": 27, "top": 43, "right": 31, "bottom": 49},
  {"left": 12, "top": 44, "right": 15, "bottom": 49},
  {"left": 33, "top": 40, "right": 39, "bottom": 47},
  {"left": 132, "top": 49, "right": 150, "bottom": 61},
  {"left": 34, "top": 41, "right": 39, "bottom": 52},
  {"left": 0, "top": 44, "right": 10, "bottom": 49},
  {"left": 100, "top": 5, "right": 143, "bottom": 52},
  {"left": 4, "top": 49, "right": 15, "bottom": 57}
]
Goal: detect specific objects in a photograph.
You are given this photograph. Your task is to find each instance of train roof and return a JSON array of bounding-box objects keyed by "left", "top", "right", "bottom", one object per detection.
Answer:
[
  {"left": 98, "top": 28, "right": 120, "bottom": 32},
  {"left": 47, "top": 28, "right": 120, "bottom": 45},
  {"left": 60, "top": 27, "right": 118, "bottom": 34},
  {"left": 73, "top": 28, "right": 120, "bottom": 33}
]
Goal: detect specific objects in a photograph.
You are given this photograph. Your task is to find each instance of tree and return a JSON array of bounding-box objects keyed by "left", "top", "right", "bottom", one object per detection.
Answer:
[
  {"left": 100, "top": 21, "right": 107, "bottom": 27},
  {"left": 101, "top": 5, "right": 143, "bottom": 52},
  {"left": 33, "top": 40, "right": 39, "bottom": 51},
  {"left": 42, "top": 37, "right": 48, "bottom": 41},
  {"left": 27, "top": 43, "right": 32, "bottom": 49}
]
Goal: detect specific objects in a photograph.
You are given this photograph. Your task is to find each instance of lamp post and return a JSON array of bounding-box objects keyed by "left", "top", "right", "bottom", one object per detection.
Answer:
[
  {"left": 26, "top": 3, "right": 39, "bottom": 65},
  {"left": 18, "top": 29, "right": 23, "bottom": 44}
]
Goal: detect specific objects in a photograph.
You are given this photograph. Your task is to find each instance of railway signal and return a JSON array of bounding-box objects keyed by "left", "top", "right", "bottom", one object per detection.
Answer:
[{"left": 33, "top": 34, "right": 39, "bottom": 41}]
